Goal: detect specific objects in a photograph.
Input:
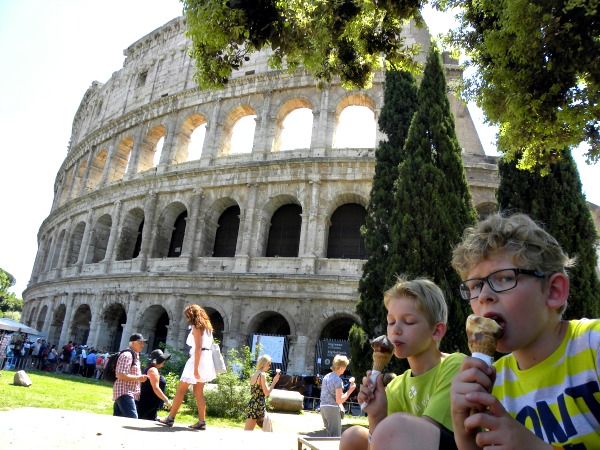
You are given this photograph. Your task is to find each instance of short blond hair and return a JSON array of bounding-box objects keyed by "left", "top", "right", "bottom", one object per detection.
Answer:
[
  {"left": 255, "top": 354, "right": 272, "bottom": 372},
  {"left": 331, "top": 354, "right": 350, "bottom": 371},
  {"left": 452, "top": 212, "right": 574, "bottom": 314},
  {"left": 384, "top": 276, "right": 448, "bottom": 327}
]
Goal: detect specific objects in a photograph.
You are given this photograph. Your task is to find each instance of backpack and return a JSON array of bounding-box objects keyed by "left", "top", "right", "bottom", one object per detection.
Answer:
[{"left": 102, "top": 349, "right": 137, "bottom": 383}]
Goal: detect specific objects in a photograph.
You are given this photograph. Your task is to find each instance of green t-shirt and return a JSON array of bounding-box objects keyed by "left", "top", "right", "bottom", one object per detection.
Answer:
[
  {"left": 386, "top": 352, "right": 465, "bottom": 431},
  {"left": 493, "top": 319, "right": 600, "bottom": 448}
]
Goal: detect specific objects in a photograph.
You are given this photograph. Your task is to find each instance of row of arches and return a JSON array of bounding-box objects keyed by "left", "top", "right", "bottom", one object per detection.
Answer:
[
  {"left": 37, "top": 198, "right": 367, "bottom": 276},
  {"left": 58, "top": 96, "right": 377, "bottom": 208}
]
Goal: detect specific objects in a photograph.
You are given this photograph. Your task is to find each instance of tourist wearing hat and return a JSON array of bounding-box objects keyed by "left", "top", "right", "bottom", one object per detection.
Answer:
[
  {"left": 136, "top": 349, "right": 173, "bottom": 421},
  {"left": 112, "top": 333, "right": 149, "bottom": 418}
]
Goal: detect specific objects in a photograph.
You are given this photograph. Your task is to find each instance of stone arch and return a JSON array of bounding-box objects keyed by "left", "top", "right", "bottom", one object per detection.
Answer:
[
  {"left": 202, "top": 197, "right": 241, "bottom": 257},
  {"left": 41, "top": 236, "right": 53, "bottom": 272},
  {"left": 48, "top": 303, "right": 67, "bottom": 346},
  {"left": 326, "top": 203, "right": 367, "bottom": 259},
  {"left": 50, "top": 228, "right": 67, "bottom": 269},
  {"left": 66, "top": 221, "right": 86, "bottom": 266},
  {"left": 332, "top": 93, "right": 377, "bottom": 148},
  {"left": 137, "top": 304, "right": 170, "bottom": 352},
  {"left": 71, "top": 304, "right": 92, "bottom": 344},
  {"left": 71, "top": 159, "right": 87, "bottom": 199},
  {"left": 108, "top": 135, "right": 134, "bottom": 183},
  {"left": 257, "top": 194, "right": 303, "bottom": 257},
  {"left": 58, "top": 167, "right": 74, "bottom": 207},
  {"left": 247, "top": 310, "right": 293, "bottom": 337},
  {"left": 319, "top": 313, "right": 359, "bottom": 340},
  {"left": 172, "top": 113, "right": 208, "bottom": 164},
  {"left": 87, "top": 148, "right": 108, "bottom": 191},
  {"left": 153, "top": 201, "right": 188, "bottom": 258},
  {"left": 324, "top": 192, "right": 369, "bottom": 219},
  {"left": 219, "top": 105, "right": 257, "bottom": 156},
  {"left": 86, "top": 213, "right": 113, "bottom": 264},
  {"left": 476, "top": 201, "right": 497, "bottom": 220},
  {"left": 272, "top": 97, "right": 314, "bottom": 152},
  {"left": 97, "top": 302, "right": 127, "bottom": 352},
  {"left": 137, "top": 124, "right": 167, "bottom": 173},
  {"left": 36, "top": 305, "right": 48, "bottom": 333},
  {"left": 28, "top": 306, "right": 36, "bottom": 325},
  {"left": 116, "top": 207, "right": 145, "bottom": 261},
  {"left": 204, "top": 306, "right": 226, "bottom": 345}
]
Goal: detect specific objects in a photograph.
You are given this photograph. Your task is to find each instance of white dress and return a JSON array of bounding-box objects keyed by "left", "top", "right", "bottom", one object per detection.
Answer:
[{"left": 180, "top": 327, "right": 216, "bottom": 384}]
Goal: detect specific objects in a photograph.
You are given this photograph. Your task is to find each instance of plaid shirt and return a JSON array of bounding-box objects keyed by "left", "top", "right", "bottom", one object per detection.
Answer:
[{"left": 112, "top": 350, "right": 142, "bottom": 400}]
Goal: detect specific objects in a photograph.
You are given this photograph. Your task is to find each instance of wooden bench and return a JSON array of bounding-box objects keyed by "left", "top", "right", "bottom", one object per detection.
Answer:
[{"left": 297, "top": 435, "right": 341, "bottom": 450}]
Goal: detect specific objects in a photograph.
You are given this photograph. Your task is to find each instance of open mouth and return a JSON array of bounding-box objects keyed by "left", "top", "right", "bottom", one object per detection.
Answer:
[{"left": 484, "top": 314, "right": 506, "bottom": 337}]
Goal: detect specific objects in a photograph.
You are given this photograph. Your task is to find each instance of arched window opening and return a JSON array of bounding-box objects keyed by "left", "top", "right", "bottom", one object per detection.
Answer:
[
  {"left": 333, "top": 105, "right": 376, "bottom": 149},
  {"left": 36, "top": 305, "right": 47, "bottom": 333},
  {"left": 41, "top": 237, "right": 53, "bottom": 272},
  {"left": 327, "top": 203, "right": 367, "bottom": 259},
  {"left": 108, "top": 136, "right": 134, "bottom": 183},
  {"left": 87, "top": 149, "right": 107, "bottom": 191},
  {"left": 213, "top": 206, "right": 240, "bottom": 257},
  {"left": 66, "top": 222, "right": 86, "bottom": 266},
  {"left": 266, "top": 204, "right": 302, "bottom": 257},
  {"left": 87, "top": 214, "right": 112, "bottom": 263},
  {"left": 153, "top": 136, "right": 165, "bottom": 167},
  {"left": 132, "top": 220, "right": 144, "bottom": 259},
  {"left": 188, "top": 124, "right": 206, "bottom": 161},
  {"left": 71, "top": 160, "right": 87, "bottom": 199},
  {"left": 50, "top": 230, "right": 66, "bottom": 269},
  {"left": 280, "top": 108, "right": 313, "bottom": 150},
  {"left": 116, "top": 209, "right": 145, "bottom": 261},
  {"left": 168, "top": 211, "right": 188, "bottom": 257},
  {"left": 230, "top": 115, "right": 256, "bottom": 154}
]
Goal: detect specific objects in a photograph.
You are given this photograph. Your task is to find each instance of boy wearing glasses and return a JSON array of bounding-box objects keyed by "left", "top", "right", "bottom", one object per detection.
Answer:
[{"left": 450, "top": 212, "right": 600, "bottom": 449}]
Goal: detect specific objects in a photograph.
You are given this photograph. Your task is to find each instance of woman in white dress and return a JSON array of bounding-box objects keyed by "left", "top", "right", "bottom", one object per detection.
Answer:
[{"left": 157, "top": 304, "right": 216, "bottom": 430}]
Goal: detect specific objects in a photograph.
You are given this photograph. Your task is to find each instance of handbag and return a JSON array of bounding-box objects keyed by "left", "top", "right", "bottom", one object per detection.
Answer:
[
  {"left": 211, "top": 342, "right": 227, "bottom": 374},
  {"left": 262, "top": 412, "right": 273, "bottom": 432}
]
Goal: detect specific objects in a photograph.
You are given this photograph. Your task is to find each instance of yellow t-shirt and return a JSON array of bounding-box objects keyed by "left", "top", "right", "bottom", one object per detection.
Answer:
[
  {"left": 386, "top": 352, "right": 465, "bottom": 431},
  {"left": 493, "top": 319, "right": 600, "bottom": 448}
]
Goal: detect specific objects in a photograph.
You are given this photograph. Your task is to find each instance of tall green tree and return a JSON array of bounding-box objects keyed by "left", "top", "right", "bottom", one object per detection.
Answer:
[
  {"left": 352, "top": 70, "right": 419, "bottom": 375},
  {"left": 0, "top": 268, "right": 22, "bottom": 318},
  {"left": 387, "top": 44, "right": 478, "bottom": 353},
  {"left": 497, "top": 149, "right": 600, "bottom": 319},
  {"left": 441, "top": 0, "right": 600, "bottom": 168}
]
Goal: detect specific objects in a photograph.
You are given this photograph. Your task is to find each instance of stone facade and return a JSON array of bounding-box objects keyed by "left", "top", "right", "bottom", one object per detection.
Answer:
[{"left": 22, "top": 17, "right": 499, "bottom": 375}]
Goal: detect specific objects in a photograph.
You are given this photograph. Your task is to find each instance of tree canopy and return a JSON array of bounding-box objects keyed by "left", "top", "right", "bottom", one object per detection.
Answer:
[
  {"left": 441, "top": 0, "right": 600, "bottom": 169},
  {"left": 182, "top": 0, "right": 425, "bottom": 90},
  {"left": 0, "top": 268, "right": 22, "bottom": 317},
  {"left": 182, "top": 0, "right": 600, "bottom": 168}
]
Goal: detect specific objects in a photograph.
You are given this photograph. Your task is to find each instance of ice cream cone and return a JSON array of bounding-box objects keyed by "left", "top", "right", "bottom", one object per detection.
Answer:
[
  {"left": 373, "top": 351, "right": 392, "bottom": 372},
  {"left": 466, "top": 314, "right": 503, "bottom": 362}
]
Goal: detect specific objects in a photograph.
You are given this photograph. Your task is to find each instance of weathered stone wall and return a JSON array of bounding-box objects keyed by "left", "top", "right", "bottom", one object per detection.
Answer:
[{"left": 23, "top": 16, "right": 498, "bottom": 375}]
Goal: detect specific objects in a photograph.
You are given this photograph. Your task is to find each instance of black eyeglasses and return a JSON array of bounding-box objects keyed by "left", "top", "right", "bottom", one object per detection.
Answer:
[{"left": 458, "top": 268, "right": 545, "bottom": 300}]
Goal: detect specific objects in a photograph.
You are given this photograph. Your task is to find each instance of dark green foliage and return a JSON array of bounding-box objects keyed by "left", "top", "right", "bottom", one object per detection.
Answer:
[
  {"left": 497, "top": 149, "right": 600, "bottom": 318},
  {"left": 355, "top": 71, "right": 418, "bottom": 374},
  {"left": 0, "top": 268, "right": 22, "bottom": 316},
  {"left": 387, "top": 45, "right": 478, "bottom": 353}
]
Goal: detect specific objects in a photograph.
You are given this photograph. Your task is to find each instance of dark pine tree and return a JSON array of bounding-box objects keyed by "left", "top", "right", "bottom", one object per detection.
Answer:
[
  {"left": 497, "top": 149, "right": 600, "bottom": 318},
  {"left": 351, "top": 70, "right": 419, "bottom": 376},
  {"left": 387, "top": 44, "right": 478, "bottom": 355}
]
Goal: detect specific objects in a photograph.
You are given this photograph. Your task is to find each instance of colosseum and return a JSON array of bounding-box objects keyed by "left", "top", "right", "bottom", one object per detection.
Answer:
[{"left": 21, "top": 16, "right": 500, "bottom": 375}]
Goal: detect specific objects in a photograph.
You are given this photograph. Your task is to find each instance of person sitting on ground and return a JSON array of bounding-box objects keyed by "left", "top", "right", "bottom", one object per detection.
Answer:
[
  {"left": 320, "top": 354, "right": 356, "bottom": 437},
  {"left": 136, "top": 349, "right": 172, "bottom": 421},
  {"left": 112, "top": 333, "right": 149, "bottom": 419},
  {"left": 340, "top": 277, "right": 466, "bottom": 450},
  {"left": 450, "top": 212, "right": 600, "bottom": 449},
  {"left": 244, "top": 354, "right": 281, "bottom": 431}
]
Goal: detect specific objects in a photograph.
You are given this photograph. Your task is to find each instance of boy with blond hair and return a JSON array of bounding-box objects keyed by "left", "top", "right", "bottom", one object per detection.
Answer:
[
  {"left": 341, "top": 277, "right": 465, "bottom": 450},
  {"left": 450, "top": 212, "right": 600, "bottom": 449}
]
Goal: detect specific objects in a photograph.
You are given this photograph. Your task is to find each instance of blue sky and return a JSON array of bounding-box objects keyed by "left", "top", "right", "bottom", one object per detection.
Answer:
[{"left": 0, "top": 1, "right": 597, "bottom": 297}]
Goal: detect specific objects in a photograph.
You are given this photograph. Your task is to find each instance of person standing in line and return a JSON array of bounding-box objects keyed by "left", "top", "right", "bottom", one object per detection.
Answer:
[
  {"left": 85, "top": 348, "right": 97, "bottom": 378},
  {"left": 157, "top": 304, "right": 216, "bottom": 430},
  {"left": 136, "top": 349, "right": 172, "bottom": 420},
  {"left": 244, "top": 354, "right": 281, "bottom": 431},
  {"left": 112, "top": 333, "right": 149, "bottom": 418},
  {"left": 320, "top": 354, "right": 356, "bottom": 437}
]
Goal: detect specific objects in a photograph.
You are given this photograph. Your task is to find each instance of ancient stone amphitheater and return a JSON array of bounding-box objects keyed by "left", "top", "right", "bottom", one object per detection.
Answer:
[{"left": 22, "top": 16, "right": 499, "bottom": 375}]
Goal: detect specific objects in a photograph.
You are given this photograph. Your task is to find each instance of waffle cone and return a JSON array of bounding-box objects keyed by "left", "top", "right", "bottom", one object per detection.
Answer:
[
  {"left": 373, "top": 351, "right": 392, "bottom": 372},
  {"left": 468, "top": 335, "right": 498, "bottom": 356}
]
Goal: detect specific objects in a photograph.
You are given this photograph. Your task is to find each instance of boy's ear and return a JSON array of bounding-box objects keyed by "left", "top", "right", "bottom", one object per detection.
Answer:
[
  {"left": 432, "top": 322, "right": 447, "bottom": 342},
  {"left": 546, "top": 272, "right": 569, "bottom": 311}
]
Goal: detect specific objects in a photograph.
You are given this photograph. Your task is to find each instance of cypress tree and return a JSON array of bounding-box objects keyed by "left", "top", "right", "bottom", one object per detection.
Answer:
[
  {"left": 351, "top": 71, "right": 418, "bottom": 375},
  {"left": 497, "top": 149, "right": 600, "bottom": 318},
  {"left": 387, "top": 44, "right": 478, "bottom": 354}
]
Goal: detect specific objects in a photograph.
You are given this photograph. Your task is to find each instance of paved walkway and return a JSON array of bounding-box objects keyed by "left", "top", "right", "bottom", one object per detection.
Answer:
[{"left": 0, "top": 407, "right": 334, "bottom": 450}]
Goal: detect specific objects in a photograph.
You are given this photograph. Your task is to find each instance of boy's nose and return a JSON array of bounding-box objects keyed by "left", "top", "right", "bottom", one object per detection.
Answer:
[{"left": 477, "top": 281, "right": 497, "bottom": 303}]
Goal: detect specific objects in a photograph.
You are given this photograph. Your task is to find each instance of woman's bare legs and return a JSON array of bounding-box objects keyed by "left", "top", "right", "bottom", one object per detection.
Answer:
[
  {"left": 164, "top": 381, "right": 190, "bottom": 419},
  {"left": 244, "top": 418, "right": 257, "bottom": 431},
  {"left": 193, "top": 382, "right": 206, "bottom": 421}
]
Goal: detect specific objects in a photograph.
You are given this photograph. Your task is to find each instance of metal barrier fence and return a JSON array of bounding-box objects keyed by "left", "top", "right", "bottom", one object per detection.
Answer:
[
  {"left": 302, "top": 396, "right": 366, "bottom": 417},
  {"left": 0, "top": 355, "right": 50, "bottom": 371}
]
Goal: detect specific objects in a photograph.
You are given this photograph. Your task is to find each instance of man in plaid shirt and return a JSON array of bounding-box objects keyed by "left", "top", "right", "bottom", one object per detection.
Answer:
[{"left": 112, "top": 333, "right": 149, "bottom": 418}]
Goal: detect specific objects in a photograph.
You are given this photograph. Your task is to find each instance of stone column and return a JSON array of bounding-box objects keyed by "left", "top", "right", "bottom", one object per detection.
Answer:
[
  {"left": 200, "top": 98, "right": 222, "bottom": 166},
  {"left": 58, "top": 294, "right": 74, "bottom": 347},
  {"left": 313, "top": 86, "right": 331, "bottom": 155},
  {"left": 57, "top": 219, "right": 73, "bottom": 270},
  {"left": 169, "top": 295, "right": 188, "bottom": 352},
  {"left": 181, "top": 189, "right": 203, "bottom": 270},
  {"left": 119, "top": 294, "right": 140, "bottom": 350},
  {"left": 124, "top": 127, "right": 145, "bottom": 180},
  {"left": 303, "top": 178, "right": 321, "bottom": 270},
  {"left": 252, "top": 91, "right": 273, "bottom": 161},
  {"left": 234, "top": 183, "right": 258, "bottom": 272},
  {"left": 101, "top": 200, "right": 123, "bottom": 271},
  {"left": 41, "top": 296, "right": 56, "bottom": 337},
  {"left": 77, "top": 210, "right": 95, "bottom": 270},
  {"left": 79, "top": 147, "right": 96, "bottom": 195},
  {"left": 223, "top": 296, "right": 244, "bottom": 352},
  {"left": 99, "top": 141, "right": 116, "bottom": 187},
  {"left": 158, "top": 116, "right": 180, "bottom": 170},
  {"left": 136, "top": 192, "right": 159, "bottom": 272},
  {"left": 86, "top": 299, "right": 103, "bottom": 350}
]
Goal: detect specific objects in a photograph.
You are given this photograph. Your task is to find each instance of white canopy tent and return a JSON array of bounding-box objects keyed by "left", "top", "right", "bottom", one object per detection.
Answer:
[{"left": 0, "top": 318, "right": 45, "bottom": 337}]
